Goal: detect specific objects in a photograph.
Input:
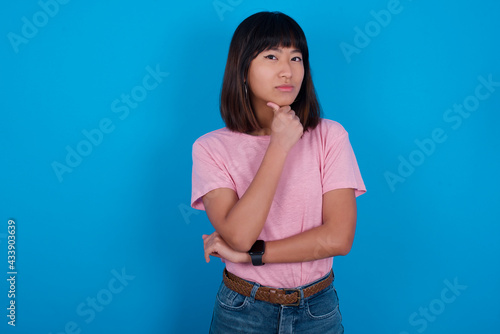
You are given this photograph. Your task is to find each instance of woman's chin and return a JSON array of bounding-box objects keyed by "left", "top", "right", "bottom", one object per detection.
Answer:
[{"left": 272, "top": 97, "right": 298, "bottom": 107}]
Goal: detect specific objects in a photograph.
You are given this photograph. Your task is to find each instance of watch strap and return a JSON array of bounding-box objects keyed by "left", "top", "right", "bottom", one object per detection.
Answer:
[
  {"left": 250, "top": 252, "right": 264, "bottom": 266},
  {"left": 248, "top": 240, "right": 265, "bottom": 266}
]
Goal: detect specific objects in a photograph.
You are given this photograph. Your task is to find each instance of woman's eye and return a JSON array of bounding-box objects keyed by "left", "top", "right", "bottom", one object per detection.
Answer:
[
  {"left": 292, "top": 56, "right": 303, "bottom": 62},
  {"left": 265, "top": 55, "right": 277, "bottom": 60}
]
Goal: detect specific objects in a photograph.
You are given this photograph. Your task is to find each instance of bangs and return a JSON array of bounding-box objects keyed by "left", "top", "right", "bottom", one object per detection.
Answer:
[{"left": 242, "top": 12, "right": 308, "bottom": 58}]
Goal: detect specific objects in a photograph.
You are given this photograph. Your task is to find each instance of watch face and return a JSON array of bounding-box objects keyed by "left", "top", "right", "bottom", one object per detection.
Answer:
[{"left": 250, "top": 240, "right": 265, "bottom": 254}]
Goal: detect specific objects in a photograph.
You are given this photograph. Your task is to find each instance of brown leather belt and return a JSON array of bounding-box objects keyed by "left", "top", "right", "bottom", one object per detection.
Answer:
[{"left": 222, "top": 268, "right": 333, "bottom": 306}]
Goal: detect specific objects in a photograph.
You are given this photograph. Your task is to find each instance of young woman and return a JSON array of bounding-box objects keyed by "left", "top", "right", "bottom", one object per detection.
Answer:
[{"left": 191, "top": 11, "right": 366, "bottom": 333}]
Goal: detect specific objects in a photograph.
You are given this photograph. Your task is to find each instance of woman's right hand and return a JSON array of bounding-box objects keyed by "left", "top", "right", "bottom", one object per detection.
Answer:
[{"left": 267, "top": 101, "right": 304, "bottom": 154}]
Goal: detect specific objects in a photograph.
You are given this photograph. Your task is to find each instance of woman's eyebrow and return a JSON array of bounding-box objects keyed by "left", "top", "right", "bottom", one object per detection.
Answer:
[{"left": 266, "top": 47, "right": 302, "bottom": 54}]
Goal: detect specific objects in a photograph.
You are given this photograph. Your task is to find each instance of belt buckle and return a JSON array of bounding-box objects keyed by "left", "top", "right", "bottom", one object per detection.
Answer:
[{"left": 282, "top": 288, "right": 301, "bottom": 306}]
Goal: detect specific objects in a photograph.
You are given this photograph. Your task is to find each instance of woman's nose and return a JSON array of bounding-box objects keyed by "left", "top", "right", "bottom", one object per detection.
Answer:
[{"left": 279, "top": 60, "right": 292, "bottom": 78}]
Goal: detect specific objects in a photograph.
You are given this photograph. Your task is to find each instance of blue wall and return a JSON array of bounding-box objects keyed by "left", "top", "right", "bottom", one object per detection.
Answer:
[{"left": 1, "top": 1, "right": 499, "bottom": 333}]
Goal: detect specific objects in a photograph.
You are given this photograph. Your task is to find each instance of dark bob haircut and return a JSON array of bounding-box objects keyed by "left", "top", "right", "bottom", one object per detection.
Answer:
[{"left": 220, "top": 11, "right": 321, "bottom": 133}]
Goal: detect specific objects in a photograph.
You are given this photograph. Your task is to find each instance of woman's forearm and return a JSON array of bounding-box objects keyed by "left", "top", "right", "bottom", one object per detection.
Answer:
[
  {"left": 231, "top": 223, "right": 354, "bottom": 264},
  {"left": 262, "top": 224, "right": 354, "bottom": 263}
]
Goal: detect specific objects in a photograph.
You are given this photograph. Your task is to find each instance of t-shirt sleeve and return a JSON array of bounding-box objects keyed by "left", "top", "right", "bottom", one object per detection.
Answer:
[
  {"left": 322, "top": 124, "right": 366, "bottom": 197},
  {"left": 191, "top": 140, "right": 236, "bottom": 210}
]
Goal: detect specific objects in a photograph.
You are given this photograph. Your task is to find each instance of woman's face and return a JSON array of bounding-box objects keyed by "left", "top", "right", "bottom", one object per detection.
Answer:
[{"left": 246, "top": 46, "right": 304, "bottom": 109}]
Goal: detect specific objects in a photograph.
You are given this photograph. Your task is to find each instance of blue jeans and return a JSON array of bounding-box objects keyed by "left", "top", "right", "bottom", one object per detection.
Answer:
[{"left": 209, "top": 270, "right": 344, "bottom": 334}]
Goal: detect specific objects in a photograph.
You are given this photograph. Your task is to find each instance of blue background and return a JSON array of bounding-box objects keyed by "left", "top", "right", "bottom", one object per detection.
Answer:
[{"left": 1, "top": 0, "right": 499, "bottom": 333}]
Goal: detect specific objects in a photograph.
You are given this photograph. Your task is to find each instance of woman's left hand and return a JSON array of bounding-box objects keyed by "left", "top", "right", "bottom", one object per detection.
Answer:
[{"left": 202, "top": 232, "right": 250, "bottom": 264}]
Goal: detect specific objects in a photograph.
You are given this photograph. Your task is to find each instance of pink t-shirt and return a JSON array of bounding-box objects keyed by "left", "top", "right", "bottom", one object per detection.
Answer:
[{"left": 191, "top": 118, "right": 366, "bottom": 288}]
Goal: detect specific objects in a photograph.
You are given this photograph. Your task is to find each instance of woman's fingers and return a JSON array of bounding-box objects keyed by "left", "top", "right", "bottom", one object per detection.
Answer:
[
  {"left": 267, "top": 101, "right": 280, "bottom": 112},
  {"left": 267, "top": 102, "right": 293, "bottom": 114},
  {"left": 203, "top": 231, "right": 246, "bottom": 264},
  {"left": 203, "top": 234, "right": 212, "bottom": 262},
  {"left": 203, "top": 232, "right": 222, "bottom": 263}
]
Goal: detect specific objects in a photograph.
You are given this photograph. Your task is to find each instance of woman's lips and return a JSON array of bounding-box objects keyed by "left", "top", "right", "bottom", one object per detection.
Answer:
[{"left": 276, "top": 85, "right": 294, "bottom": 92}]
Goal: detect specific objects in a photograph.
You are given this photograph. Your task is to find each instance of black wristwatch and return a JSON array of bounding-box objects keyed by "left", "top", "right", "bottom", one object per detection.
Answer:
[{"left": 248, "top": 240, "right": 265, "bottom": 266}]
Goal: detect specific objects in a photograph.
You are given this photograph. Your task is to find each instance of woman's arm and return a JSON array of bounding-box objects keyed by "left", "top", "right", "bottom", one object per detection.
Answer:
[
  {"left": 263, "top": 188, "right": 357, "bottom": 262},
  {"left": 203, "top": 188, "right": 357, "bottom": 263},
  {"left": 203, "top": 144, "right": 287, "bottom": 253},
  {"left": 202, "top": 103, "right": 303, "bottom": 253}
]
